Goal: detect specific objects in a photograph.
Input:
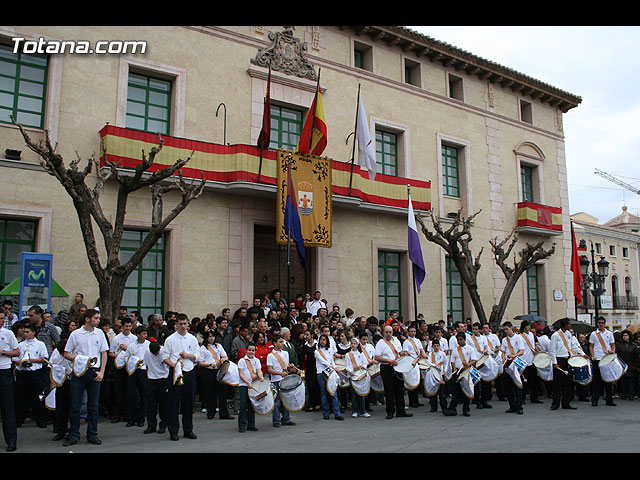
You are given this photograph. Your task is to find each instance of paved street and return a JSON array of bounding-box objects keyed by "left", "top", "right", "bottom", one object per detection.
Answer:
[{"left": 8, "top": 395, "right": 640, "bottom": 453}]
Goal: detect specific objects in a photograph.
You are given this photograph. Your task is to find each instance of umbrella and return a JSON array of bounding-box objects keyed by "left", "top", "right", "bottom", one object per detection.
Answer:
[
  {"left": 625, "top": 323, "right": 640, "bottom": 334},
  {"left": 513, "top": 314, "right": 547, "bottom": 323},
  {"left": 551, "top": 318, "right": 594, "bottom": 336}
]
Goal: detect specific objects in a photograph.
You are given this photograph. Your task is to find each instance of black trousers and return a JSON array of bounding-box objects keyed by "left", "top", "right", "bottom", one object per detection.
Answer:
[
  {"left": 447, "top": 374, "right": 470, "bottom": 413},
  {"left": 126, "top": 369, "right": 147, "bottom": 423},
  {"left": 523, "top": 365, "right": 543, "bottom": 401},
  {"left": 428, "top": 386, "right": 448, "bottom": 411},
  {"left": 503, "top": 371, "right": 523, "bottom": 410},
  {"left": 552, "top": 357, "right": 573, "bottom": 407},
  {"left": 145, "top": 376, "right": 168, "bottom": 430},
  {"left": 167, "top": 368, "right": 196, "bottom": 435},
  {"left": 15, "top": 369, "right": 45, "bottom": 426},
  {"left": 473, "top": 380, "right": 492, "bottom": 405},
  {"left": 591, "top": 359, "right": 614, "bottom": 404},
  {"left": 0, "top": 369, "right": 17, "bottom": 447},
  {"left": 200, "top": 368, "right": 230, "bottom": 418},
  {"left": 54, "top": 380, "right": 71, "bottom": 436},
  {"left": 380, "top": 364, "right": 406, "bottom": 416},
  {"left": 113, "top": 368, "right": 128, "bottom": 420}
]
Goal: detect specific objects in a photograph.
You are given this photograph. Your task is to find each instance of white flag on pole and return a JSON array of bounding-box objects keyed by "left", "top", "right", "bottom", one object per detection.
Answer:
[{"left": 355, "top": 95, "right": 377, "bottom": 181}]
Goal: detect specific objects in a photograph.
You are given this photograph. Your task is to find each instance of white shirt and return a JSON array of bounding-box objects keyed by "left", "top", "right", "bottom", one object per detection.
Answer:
[
  {"left": 49, "top": 348, "right": 73, "bottom": 378},
  {"left": 360, "top": 342, "right": 376, "bottom": 364},
  {"left": 468, "top": 334, "right": 489, "bottom": 356},
  {"left": 267, "top": 349, "right": 289, "bottom": 382},
  {"left": 110, "top": 332, "right": 136, "bottom": 354},
  {"left": 427, "top": 350, "right": 447, "bottom": 372},
  {"left": 537, "top": 334, "right": 551, "bottom": 353},
  {"left": 199, "top": 343, "right": 227, "bottom": 369},
  {"left": 549, "top": 330, "right": 584, "bottom": 364},
  {"left": 128, "top": 339, "right": 150, "bottom": 370},
  {"left": 307, "top": 299, "right": 326, "bottom": 316},
  {"left": 144, "top": 347, "right": 169, "bottom": 380},
  {"left": 345, "top": 349, "right": 368, "bottom": 374},
  {"left": 519, "top": 332, "right": 537, "bottom": 364},
  {"left": 449, "top": 343, "right": 478, "bottom": 370},
  {"left": 162, "top": 331, "right": 200, "bottom": 372},
  {"left": 374, "top": 336, "right": 403, "bottom": 364},
  {"left": 0, "top": 327, "right": 19, "bottom": 370},
  {"left": 500, "top": 334, "right": 525, "bottom": 359},
  {"left": 238, "top": 356, "right": 262, "bottom": 387},
  {"left": 484, "top": 333, "right": 500, "bottom": 353},
  {"left": 15, "top": 338, "right": 48, "bottom": 371},
  {"left": 403, "top": 336, "right": 424, "bottom": 358},
  {"left": 314, "top": 347, "right": 336, "bottom": 372},
  {"left": 589, "top": 329, "right": 615, "bottom": 360},
  {"left": 65, "top": 326, "right": 109, "bottom": 369}
]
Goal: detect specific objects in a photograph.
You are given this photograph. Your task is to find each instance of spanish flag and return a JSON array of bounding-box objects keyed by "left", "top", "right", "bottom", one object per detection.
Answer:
[{"left": 296, "top": 73, "right": 327, "bottom": 157}]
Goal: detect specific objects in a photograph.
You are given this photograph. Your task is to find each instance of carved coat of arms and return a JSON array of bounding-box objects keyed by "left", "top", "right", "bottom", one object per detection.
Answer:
[{"left": 251, "top": 27, "right": 317, "bottom": 80}]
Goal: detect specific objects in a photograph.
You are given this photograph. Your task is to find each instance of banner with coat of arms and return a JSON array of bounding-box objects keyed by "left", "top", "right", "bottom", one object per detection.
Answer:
[{"left": 276, "top": 149, "right": 332, "bottom": 248}]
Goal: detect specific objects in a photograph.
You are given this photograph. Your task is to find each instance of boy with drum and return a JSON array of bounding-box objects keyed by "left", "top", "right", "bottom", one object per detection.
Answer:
[{"left": 237, "top": 342, "right": 263, "bottom": 432}]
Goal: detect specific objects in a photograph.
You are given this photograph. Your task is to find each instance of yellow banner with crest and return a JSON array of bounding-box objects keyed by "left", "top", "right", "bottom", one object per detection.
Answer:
[{"left": 276, "top": 149, "right": 332, "bottom": 248}]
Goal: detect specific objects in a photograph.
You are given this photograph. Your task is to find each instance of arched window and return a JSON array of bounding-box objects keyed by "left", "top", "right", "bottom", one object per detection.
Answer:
[{"left": 514, "top": 141, "right": 545, "bottom": 204}]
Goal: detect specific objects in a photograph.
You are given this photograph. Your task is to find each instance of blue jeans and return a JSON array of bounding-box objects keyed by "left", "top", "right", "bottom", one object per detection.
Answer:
[
  {"left": 271, "top": 380, "right": 290, "bottom": 425},
  {"left": 351, "top": 388, "right": 366, "bottom": 415},
  {"left": 69, "top": 369, "right": 101, "bottom": 440},
  {"left": 317, "top": 373, "right": 341, "bottom": 418}
]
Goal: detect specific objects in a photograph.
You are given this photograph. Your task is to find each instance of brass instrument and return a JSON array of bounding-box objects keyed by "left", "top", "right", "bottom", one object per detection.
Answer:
[
  {"left": 173, "top": 357, "right": 184, "bottom": 386},
  {"left": 19, "top": 348, "right": 32, "bottom": 369}
]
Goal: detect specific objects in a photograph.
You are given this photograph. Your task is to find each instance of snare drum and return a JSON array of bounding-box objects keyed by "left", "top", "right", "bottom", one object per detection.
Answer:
[
  {"left": 403, "top": 363, "right": 421, "bottom": 391},
  {"left": 417, "top": 358, "right": 431, "bottom": 370},
  {"left": 599, "top": 353, "right": 627, "bottom": 383},
  {"left": 393, "top": 355, "right": 416, "bottom": 374},
  {"left": 476, "top": 354, "right": 500, "bottom": 382},
  {"left": 423, "top": 367, "right": 444, "bottom": 397},
  {"left": 324, "top": 368, "right": 340, "bottom": 397},
  {"left": 568, "top": 355, "right": 592, "bottom": 385},
  {"left": 367, "top": 362, "right": 381, "bottom": 378},
  {"left": 459, "top": 366, "right": 481, "bottom": 399},
  {"left": 248, "top": 379, "right": 275, "bottom": 415},
  {"left": 532, "top": 352, "right": 554, "bottom": 382},
  {"left": 507, "top": 356, "right": 527, "bottom": 389},
  {"left": 216, "top": 360, "right": 240, "bottom": 386},
  {"left": 350, "top": 369, "right": 371, "bottom": 397},
  {"left": 279, "top": 374, "right": 306, "bottom": 412}
]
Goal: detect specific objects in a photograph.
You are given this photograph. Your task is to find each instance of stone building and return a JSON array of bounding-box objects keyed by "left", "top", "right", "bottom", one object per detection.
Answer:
[{"left": 0, "top": 26, "right": 582, "bottom": 324}]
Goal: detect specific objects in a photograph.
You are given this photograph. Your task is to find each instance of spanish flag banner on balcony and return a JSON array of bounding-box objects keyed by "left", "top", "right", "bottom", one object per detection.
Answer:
[
  {"left": 517, "top": 201, "right": 562, "bottom": 232},
  {"left": 98, "top": 125, "right": 430, "bottom": 214},
  {"left": 276, "top": 150, "right": 332, "bottom": 248}
]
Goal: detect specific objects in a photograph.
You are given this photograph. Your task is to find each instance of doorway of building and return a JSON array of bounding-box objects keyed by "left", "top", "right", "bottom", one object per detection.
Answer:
[{"left": 253, "top": 224, "right": 310, "bottom": 304}]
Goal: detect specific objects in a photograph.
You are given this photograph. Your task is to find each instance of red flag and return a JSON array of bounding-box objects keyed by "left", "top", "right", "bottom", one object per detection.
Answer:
[
  {"left": 257, "top": 66, "right": 271, "bottom": 149},
  {"left": 570, "top": 222, "right": 582, "bottom": 304},
  {"left": 296, "top": 71, "right": 327, "bottom": 156}
]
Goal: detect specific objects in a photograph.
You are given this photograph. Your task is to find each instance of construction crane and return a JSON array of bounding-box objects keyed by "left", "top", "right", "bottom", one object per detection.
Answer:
[{"left": 594, "top": 169, "right": 640, "bottom": 195}]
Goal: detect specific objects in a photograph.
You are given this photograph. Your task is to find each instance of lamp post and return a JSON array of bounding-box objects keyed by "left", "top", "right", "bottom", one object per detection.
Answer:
[{"left": 580, "top": 241, "right": 609, "bottom": 325}]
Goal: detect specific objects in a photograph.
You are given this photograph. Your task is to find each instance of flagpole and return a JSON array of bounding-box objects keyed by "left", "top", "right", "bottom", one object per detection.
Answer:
[
  {"left": 257, "top": 64, "right": 271, "bottom": 184},
  {"left": 348, "top": 84, "right": 361, "bottom": 197},
  {"left": 309, "top": 68, "right": 321, "bottom": 153},
  {"left": 286, "top": 152, "right": 292, "bottom": 306},
  {"left": 409, "top": 184, "right": 418, "bottom": 325}
]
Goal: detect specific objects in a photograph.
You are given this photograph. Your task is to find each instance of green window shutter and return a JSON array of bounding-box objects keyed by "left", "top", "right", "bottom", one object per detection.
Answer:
[
  {"left": 0, "top": 218, "right": 37, "bottom": 286},
  {"left": 378, "top": 251, "right": 401, "bottom": 320},
  {"left": 375, "top": 130, "right": 398, "bottom": 177},
  {"left": 442, "top": 145, "right": 460, "bottom": 197},
  {"left": 125, "top": 72, "right": 171, "bottom": 135}
]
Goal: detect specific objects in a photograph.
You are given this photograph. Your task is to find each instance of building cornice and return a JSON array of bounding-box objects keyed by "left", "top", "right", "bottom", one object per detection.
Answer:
[{"left": 339, "top": 26, "right": 582, "bottom": 113}]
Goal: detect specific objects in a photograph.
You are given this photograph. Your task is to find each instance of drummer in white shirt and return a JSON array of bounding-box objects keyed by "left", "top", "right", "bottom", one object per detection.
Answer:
[
  {"left": 358, "top": 331, "right": 378, "bottom": 412},
  {"left": 345, "top": 337, "right": 370, "bottom": 418},
  {"left": 237, "top": 342, "right": 264, "bottom": 432},
  {"left": 427, "top": 326, "right": 449, "bottom": 355},
  {"left": 549, "top": 318, "right": 584, "bottom": 410},
  {"left": 315, "top": 334, "right": 344, "bottom": 420},
  {"left": 500, "top": 322, "right": 525, "bottom": 414},
  {"left": 469, "top": 322, "right": 493, "bottom": 409},
  {"left": 126, "top": 325, "right": 150, "bottom": 427},
  {"left": 519, "top": 320, "right": 544, "bottom": 405},
  {"left": 108, "top": 317, "right": 136, "bottom": 424},
  {"left": 443, "top": 332, "right": 478, "bottom": 417},
  {"left": 143, "top": 340, "right": 169, "bottom": 434},
  {"left": 374, "top": 325, "right": 413, "bottom": 419},
  {"left": 403, "top": 325, "right": 426, "bottom": 408},
  {"left": 589, "top": 316, "right": 617, "bottom": 407},
  {"left": 267, "top": 335, "right": 296, "bottom": 427},
  {"left": 426, "top": 339, "right": 448, "bottom": 413}
]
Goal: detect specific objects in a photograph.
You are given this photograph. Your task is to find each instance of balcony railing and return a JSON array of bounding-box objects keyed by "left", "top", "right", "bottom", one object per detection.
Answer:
[
  {"left": 614, "top": 295, "right": 638, "bottom": 310},
  {"left": 516, "top": 201, "right": 563, "bottom": 236},
  {"left": 577, "top": 293, "right": 638, "bottom": 311}
]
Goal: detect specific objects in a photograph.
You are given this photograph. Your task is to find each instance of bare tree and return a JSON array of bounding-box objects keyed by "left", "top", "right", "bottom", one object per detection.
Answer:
[
  {"left": 12, "top": 117, "right": 205, "bottom": 324},
  {"left": 416, "top": 208, "right": 555, "bottom": 331}
]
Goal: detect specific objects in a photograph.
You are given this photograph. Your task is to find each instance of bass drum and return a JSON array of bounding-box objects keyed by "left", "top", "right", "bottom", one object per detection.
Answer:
[
  {"left": 476, "top": 354, "right": 499, "bottom": 382},
  {"left": 423, "top": 367, "right": 443, "bottom": 397},
  {"left": 248, "top": 379, "right": 275, "bottom": 416},
  {"left": 533, "top": 352, "right": 553, "bottom": 382},
  {"left": 599, "top": 353, "right": 627, "bottom": 383},
  {"left": 351, "top": 369, "right": 371, "bottom": 397}
]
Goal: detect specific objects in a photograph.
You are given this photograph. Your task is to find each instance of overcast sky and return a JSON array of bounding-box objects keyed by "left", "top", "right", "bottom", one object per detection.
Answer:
[{"left": 407, "top": 26, "right": 640, "bottom": 224}]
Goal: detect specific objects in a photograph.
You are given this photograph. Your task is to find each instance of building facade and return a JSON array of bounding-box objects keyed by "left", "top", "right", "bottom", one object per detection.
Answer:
[
  {"left": 572, "top": 208, "right": 640, "bottom": 330},
  {"left": 0, "top": 26, "right": 582, "bottom": 324}
]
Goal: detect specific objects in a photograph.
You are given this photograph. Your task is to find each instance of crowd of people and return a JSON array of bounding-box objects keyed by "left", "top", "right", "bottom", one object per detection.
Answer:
[{"left": 1, "top": 288, "right": 639, "bottom": 451}]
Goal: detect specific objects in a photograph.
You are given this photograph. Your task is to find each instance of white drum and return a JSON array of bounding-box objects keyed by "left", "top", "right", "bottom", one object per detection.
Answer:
[
  {"left": 506, "top": 357, "right": 527, "bottom": 389},
  {"left": 476, "top": 354, "right": 499, "bottom": 382},
  {"left": 279, "top": 374, "right": 306, "bottom": 412},
  {"left": 325, "top": 368, "right": 340, "bottom": 397},
  {"left": 49, "top": 364, "right": 68, "bottom": 388},
  {"left": 351, "top": 368, "right": 371, "bottom": 397},
  {"left": 423, "top": 367, "right": 444, "bottom": 397},
  {"left": 599, "top": 353, "right": 627, "bottom": 383},
  {"left": 533, "top": 352, "right": 554, "bottom": 382},
  {"left": 367, "top": 362, "right": 381, "bottom": 378},
  {"left": 114, "top": 350, "right": 128, "bottom": 370},
  {"left": 458, "top": 366, "right": 481, "bottom": 399},
  {"left": 403, "top": 363, "right": 421, "bottom": 391},
  {"left": 248, "top": 378, "right": 275, "bottom": 416},
  {"left": 126, "top": 355, "right": 143, "bottom": 376},
  {"left": 393, "top": 355, "right": 416, "bottom": 374},
  {"left": 416, "top": 358, "right": 431, "bottom": 370},
  {"left": 73, "top": 355, "right": 97, "bottom": 377},
  {"left": 217, "top": 360, "right": 240, "bottom": 387},
  {"left": 44, "top": 388, "right": 56, "bottom": 410},
  {"left": 370, "top": 370, "right": 384, "bottom": 393}
]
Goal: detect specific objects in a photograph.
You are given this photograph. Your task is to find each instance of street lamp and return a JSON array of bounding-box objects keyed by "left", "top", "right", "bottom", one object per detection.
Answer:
[{"left": 580, "top": 241, "right": 609, "bottom": 324}]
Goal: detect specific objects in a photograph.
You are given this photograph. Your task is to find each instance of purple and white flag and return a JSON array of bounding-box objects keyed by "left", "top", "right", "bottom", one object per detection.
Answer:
[{"left": 408, "top": 190, "right": 425, "bottom": 293}]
